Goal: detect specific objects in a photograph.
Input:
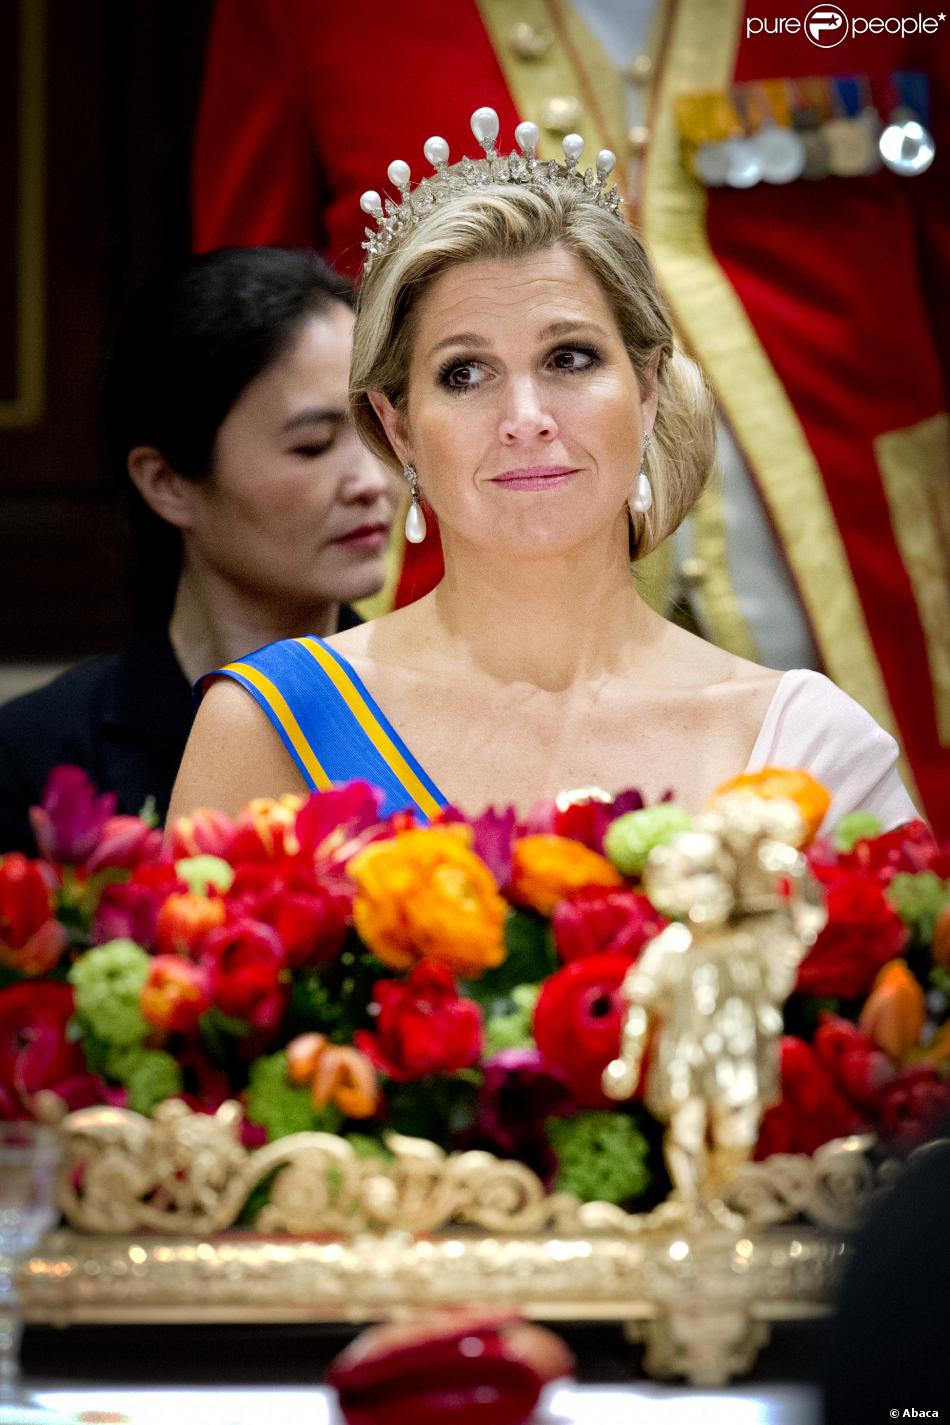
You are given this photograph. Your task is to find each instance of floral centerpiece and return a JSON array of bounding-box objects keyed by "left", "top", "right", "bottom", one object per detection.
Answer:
[{"left": 2, "top": 766, "right": 949, "bottom": 1214}]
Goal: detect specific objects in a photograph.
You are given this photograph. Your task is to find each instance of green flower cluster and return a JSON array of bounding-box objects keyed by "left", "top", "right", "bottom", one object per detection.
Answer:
[
  {"left": 175, "top": 855, "right": 234, "bottom": 896},
  {"left": 833, "top": 811, "right": 882, "bottom": 853},
  {"left": 69, "top": 939, "right": 150, "bottom": 1048},
  {"left": 125, "top": 1050, "right": 183, "bottom": 1115},
  {"left": 484, "top": 985, "right": 540, "bottom": 1057},
  {"left": 887, "top": 872, "right": 950, "bottom": 944},
  {"left": 603, "top": 805, "right": 692, "bottom": 877},
  {"left": 244, "top": 1051, "right": 343, "bottom": 1141},
  {"left": 546, "top": 1110, "right": 651, "bottom": 1204}
]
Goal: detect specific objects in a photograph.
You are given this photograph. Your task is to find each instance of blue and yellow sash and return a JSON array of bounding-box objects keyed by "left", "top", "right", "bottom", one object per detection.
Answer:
[{"left": 202, "top": 637, "right": 448, "bottom": 822}]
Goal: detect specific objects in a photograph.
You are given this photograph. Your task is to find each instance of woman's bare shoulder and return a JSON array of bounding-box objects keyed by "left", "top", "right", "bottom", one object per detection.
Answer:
[
  {"left": 166, "top": 677, "right": 307, "bottom": 824},
  {"left": 657, "top": 620, "right": 784, "bottom": 691}
]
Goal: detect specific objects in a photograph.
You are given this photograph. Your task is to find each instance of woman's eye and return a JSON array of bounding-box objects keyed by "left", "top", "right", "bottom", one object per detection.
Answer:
[
  {"left": 291, "top": 440, "right": 334, "bottom": 458},
  {"left": 549, "top": 345, "right": 600, "bottom": 372},
  {"left": 438, "top": 361, "right": 486, "bottom": 393}
]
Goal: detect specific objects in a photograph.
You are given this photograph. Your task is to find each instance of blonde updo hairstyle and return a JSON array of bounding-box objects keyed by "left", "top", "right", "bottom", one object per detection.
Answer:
[{"left": 350, "top": 182, "right": 716, "bottom": 559}]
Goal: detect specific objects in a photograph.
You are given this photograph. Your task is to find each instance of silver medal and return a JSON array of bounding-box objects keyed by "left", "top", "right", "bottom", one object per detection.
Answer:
[
  {"left": 753, "top": 121, "right": 807, "bottom": 184},
  {"left": 879, "top": 106, "right": 936, "bottom": 176}
]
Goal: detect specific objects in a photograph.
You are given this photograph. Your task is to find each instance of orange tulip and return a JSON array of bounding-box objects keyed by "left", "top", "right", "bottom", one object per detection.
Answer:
[
  {"left": 510, "top": 835, "right": 623, "bottom": 917},
  {"left": 286, "top": 1032, "right": 329, "bottom": 1083},
  {"left": 312, "top": 1045, "right": 379, "bottom": 1118},
  {"left": 285, "top": 1033, "right": 378, "bottom": 1118},
  {"left": 858, "top": 960, "right": 926, "bottom": 1060},
  {"left": 155, "top": 892, "right": 226, "bottom": 957},
  {"left": 711, "top": 767, "right": 831, "bottom": 845}
]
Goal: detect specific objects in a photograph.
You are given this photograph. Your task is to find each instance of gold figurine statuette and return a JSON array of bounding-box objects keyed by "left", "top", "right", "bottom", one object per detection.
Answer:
[{"left": 603, "top": 794, "right": 827, "bottom": 1207}]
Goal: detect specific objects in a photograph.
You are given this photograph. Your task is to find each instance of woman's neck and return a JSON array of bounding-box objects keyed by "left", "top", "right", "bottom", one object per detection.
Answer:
[
  {"left": 421, "top": 529, "right": 668, "bottom": 694},
  {"left": 167, "top": 560, "right": 341, "bottom": 685}
]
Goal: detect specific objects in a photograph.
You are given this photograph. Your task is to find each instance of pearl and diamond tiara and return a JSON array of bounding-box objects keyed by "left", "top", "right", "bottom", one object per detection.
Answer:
[{"left": 358, "top": 106, "right": 622, "bottom": 274}]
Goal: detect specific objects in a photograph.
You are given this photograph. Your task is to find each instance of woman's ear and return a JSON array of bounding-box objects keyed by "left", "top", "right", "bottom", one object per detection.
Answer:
[
  {"left": 368, "top": 392, "right": 410, "bottom": 467},
  {"left": 126, "top": 447, "right": 196, "bottom": 530}
]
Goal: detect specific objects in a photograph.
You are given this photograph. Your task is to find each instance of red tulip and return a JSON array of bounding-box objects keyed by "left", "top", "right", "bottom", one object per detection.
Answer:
[
  {"left": 200, "top": 917, "right": 288, "bottom": 1034},
  {"left": 29, "top": 765, "right": 116, "bottom": 864},
  {"left": 354, "top": 964, "right": 482, "bottom": 1081},
  {"left": 796, "top": 871, "right": 907, "bottom": 998},
  {"left": 0, "top": 853, "right": 68, "bottom": 976}
]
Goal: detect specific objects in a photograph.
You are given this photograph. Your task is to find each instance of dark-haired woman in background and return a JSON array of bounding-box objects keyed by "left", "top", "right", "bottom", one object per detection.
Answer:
[{"left": 0, "top": 247, "right": 398, "bottom": 851}]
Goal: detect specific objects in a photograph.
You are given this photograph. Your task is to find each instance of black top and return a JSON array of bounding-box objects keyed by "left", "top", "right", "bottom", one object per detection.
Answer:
[{"left": 0, "top": 609, "right": 362, "bottom": 855}]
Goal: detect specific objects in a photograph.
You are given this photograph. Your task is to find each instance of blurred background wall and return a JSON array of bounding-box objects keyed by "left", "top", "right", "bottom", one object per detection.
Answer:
[{"left": 0, "top": 0, "right": 210, "bottom": 678}]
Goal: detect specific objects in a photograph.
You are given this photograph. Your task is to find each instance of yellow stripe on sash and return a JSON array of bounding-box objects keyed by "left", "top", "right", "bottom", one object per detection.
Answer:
[
  {"left": 297, "top": 639, "right": 443, "bottom": 819},
  {"left": 225, "top": 661, "right": 333, "bottom": 792}
]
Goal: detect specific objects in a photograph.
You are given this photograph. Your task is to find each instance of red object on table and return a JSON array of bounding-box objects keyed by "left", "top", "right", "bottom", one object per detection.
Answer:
[{"left": 326, "top": 1311, "right": 574, "bottom": 1425}]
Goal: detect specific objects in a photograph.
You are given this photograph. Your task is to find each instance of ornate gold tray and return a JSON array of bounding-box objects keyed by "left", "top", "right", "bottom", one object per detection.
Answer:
[{"left": 20, "top": 1102, "right": 923, "bottom": 1386}]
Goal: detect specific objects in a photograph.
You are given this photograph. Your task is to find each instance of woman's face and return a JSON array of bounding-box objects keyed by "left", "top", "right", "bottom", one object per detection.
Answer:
[
  {"left": 373, "top": 246, "right": 657, "bottom": 560},
  {"left": 186, "top": 304, "right": 399, "bottom": 612}
]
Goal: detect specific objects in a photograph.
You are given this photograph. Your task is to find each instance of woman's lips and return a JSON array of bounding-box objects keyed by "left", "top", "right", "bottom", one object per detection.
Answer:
[
  {"left": 333, "top": 524, "right": 389, "bottom": 550},
  {"left": 490, "top": 466, "right": 580, "bottom": 490}
]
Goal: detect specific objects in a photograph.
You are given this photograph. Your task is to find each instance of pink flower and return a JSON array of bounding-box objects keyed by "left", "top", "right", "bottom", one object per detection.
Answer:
[
  {"left": 553, "top": 887, "right": 666, "bottom": 963},
  {"left": 92, "top": 863, "right": 186, "bottom": 949},
  {"left": 466, "top": 1049, "right": 573, "bottom": 1185},
  {"left": 874, "top": 1067, "right": 950, "bottom": 1149},
  {"left": 295, "top": 781, "right": 387, "bottom": 865},
  {"left": 86, "top": 815, "right": 164, "bottom": 873},
  {"left": 165, "top": 807, "right": 235, "bottom": 860},
  {"left": 29, "top": 765, "right": 117, "bottom": 864}
]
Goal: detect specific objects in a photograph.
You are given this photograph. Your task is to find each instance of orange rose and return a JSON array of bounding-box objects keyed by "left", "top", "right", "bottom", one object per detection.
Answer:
[
  {"left": 285, "top": 1032, "right": 378, "bottom": 1118},
  {"left": 349, "top": 828, "right": 507, "bottom": 978},
  {"left": 858, "top": 960, "right": 926, "bottom": 1060},
  {"left": 510, "top": 835, "right": 624, "bottom": 917},
  {"left": 711, "top": 767, "right": 831, "bottom": 845}
]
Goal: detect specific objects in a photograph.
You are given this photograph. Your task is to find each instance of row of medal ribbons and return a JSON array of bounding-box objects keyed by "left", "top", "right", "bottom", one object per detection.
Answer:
[{"left": 675, "top": 71, "right": 934, "bottom": 188}]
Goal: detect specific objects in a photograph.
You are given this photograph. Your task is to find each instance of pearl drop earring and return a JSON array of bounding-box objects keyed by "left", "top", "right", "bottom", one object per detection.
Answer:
[
  {"left": 631, "top": 432, "right": 653, "bottom": 514},
  {"left": 403, "top": 464, "right": 427, "bottom": 543}
]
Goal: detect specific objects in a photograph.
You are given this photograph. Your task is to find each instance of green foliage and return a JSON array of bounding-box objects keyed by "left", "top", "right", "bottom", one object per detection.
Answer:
[
  {"left": 464, "top": 910, "right": 557, "bottom": 1011},
  {"left": 287, "top": 938, "right": 396, "bottom": 1045},
  {"left": 833, "top": 811, "right": 882, "bottom": 853},
  {"left": 386, "top": 1073, "right": 480, "bottom": 1142},
  {"left": 125, "top": 1050, "right": 183, "bottom": 1115},
  {"left": 603, "top": 805, "right": 692, "bottom": 877},
  {"left": 484, "top": 984, "right": 540, "bottom": 1057},
  {"left": 545, "top": 1110, "right": 652, "bottom": 1205},
  {"left": 68, "top": 939, "right": 150, "bottom": 1048},
  {"left": 244, "top": 1051, "right": 344, "bottom": 1141},
  {"left": 887, "top": 872, "right": 950, "bottom": 945},
  {"left": 345, "top": 1134, "right": 392, "bottom": 1163}
]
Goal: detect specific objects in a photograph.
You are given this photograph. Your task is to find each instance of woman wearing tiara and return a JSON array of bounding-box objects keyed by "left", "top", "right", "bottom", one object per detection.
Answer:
[{"left": 169, "top": 108, "right": 919, "bottom": 835}]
